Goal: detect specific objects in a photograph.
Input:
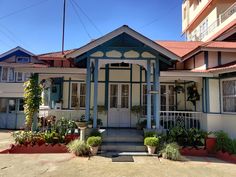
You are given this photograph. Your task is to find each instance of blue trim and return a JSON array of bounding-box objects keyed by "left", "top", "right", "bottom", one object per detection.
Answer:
[
  {"left": 0, "top": 50, "right": 31, "bottom": 62},
  {"left": 219, "top": 78, "right": 222, "bottom": 114},
  {"left": 130, "top": 64, "right": 133, "bottom": 109},
  {"left": 218, "top": 52, "right": 222, "bottom": 66},
  {"left": 105, "top": 65, "right": 109, "bottom": 111},
  {"left": 154, "top": 59, "right": 160, "bottom": 129},
  {"left": 85, "top": 58, "right": 91, "bottom": 121},
  {"left": 140, "top": 66, "right": 142, "bottom": 107},
  {"left": 204, "top": 51, "right": 209, "bottom": 69},
  {"left": 146, "top": 60, "right": 151, "bottom": 129},
  {"left": 205, "top": 78, "right": 210, "bottom": 113},
  {"left": 68, "top": 78, "right": 71, "bottom": 109},
  {"left": 93, "top": 59, "right": 98, "bottom": 128}
]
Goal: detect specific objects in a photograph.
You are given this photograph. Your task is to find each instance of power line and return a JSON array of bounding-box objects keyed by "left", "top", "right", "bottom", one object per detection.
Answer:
[
  {"left": 70, "top": 0, "right": 93, "bottom": 40},
  {"left": 71, "top": 0, "right": 103, "bottom": 36},
  {"left": 0, "top": 0, "right": 50, "bottom": 21},
  {"left": 139, "top": 3, "right": 179, "bottom": 29}
]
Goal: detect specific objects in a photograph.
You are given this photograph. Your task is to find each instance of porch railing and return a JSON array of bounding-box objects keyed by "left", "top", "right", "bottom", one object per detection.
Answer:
[{"left": 160, "top": 111, "right": 203, "bottom": 130}]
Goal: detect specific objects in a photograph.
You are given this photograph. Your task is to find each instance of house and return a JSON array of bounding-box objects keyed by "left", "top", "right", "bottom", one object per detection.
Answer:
[{"left": 0, "top": 1, "right": 235, "bottom": 138}]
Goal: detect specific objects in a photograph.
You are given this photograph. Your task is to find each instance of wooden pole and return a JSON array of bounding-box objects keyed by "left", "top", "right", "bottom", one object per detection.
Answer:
[{"left": 62, "top": 0, "right": 66, "bottom": 54}]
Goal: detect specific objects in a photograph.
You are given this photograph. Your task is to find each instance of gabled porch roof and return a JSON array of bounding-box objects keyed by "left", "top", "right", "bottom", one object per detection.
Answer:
[{"left": 66, "top": 25, "right": 182, "bottom": 62}]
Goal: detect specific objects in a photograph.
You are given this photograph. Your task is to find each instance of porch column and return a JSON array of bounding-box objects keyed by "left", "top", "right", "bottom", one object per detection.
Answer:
[
  {"left": 146, "top": 60, "right": 152, "bottom": 129},
  {"left": 93, "top": 59, "right": 99, "bottom": 128},
  {"left": 85, "top": 58, "right": 91, "bottom": 121},
  {"left": 154, "top": 59, "right": 160, "bottom": 129}
]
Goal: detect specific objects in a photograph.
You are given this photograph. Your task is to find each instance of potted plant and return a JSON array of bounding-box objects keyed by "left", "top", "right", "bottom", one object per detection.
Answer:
[
  {"left": 144, "top": 136, "right": 159, "bottom": 154},
  {"left": 88, "top": 118, "right": 93, "bottom": 128},
  {"left": 86, "top": 136, "right": 102, "bottom": 155},
  {"left": 205, "top": 132, "right": 216, "bottom": 154},
  {"left": 75, "top": 115, "right": 87, "bottom": 129}
]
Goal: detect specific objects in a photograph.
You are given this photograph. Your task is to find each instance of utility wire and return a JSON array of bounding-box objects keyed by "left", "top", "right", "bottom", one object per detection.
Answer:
[
  {"left": 71, "top": 0, "right": 103, "bottom": 36},
  {"left": 70, "top": 0, "right": 93, "bottom": 40},
  {"left": 0, "top": 0, "right": 50, "bottom": 20},
  {"left": 139, "top": 3, "right": 179, "bottom": 29}
]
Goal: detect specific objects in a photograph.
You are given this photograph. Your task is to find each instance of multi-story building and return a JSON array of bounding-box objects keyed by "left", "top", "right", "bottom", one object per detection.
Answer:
[{"left": 182, "top": 0, "right": 236, "bottom": 41}]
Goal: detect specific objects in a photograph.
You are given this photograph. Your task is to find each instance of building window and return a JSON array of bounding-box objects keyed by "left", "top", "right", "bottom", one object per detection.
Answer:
[
  {"left": 16, "top": 57, "right": 30, "bottom": 63},
  {"left": 71, "top": 83, "right": 86, "bottom": 109},
  {"left": 1, "top": 67, "right": 8, "bottom": 82},
  {"left": 0, "top": 98, "right": 8, "bottom": 113},
  {"left": 110, "top": 63, "right": 130, "bottom": 68},
  {"left": 16, "top": 72, "right": 23, "bottom": 82},
  {"left": 222, "top": 79, "right": 236, "bottom": 113}
]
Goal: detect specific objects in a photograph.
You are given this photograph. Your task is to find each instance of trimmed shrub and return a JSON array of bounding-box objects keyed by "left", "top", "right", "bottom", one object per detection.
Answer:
[
  {"left": 87, "top": 136, "right": 102, "bottom": 147},
  {"left": 144, "top": 137, "right": 159, "bottom": 147},
  {"left": 67, "top": 140, "right": 90, "bottom": 156},
  {"left": 90, "top": 129, "right": 102, "bottom": 137},
  {"left": 144, "top": 131, "right": 157, "bottom": 138},
  {"left": 160, "top": 142, "right": 181, "bottom": 161}
]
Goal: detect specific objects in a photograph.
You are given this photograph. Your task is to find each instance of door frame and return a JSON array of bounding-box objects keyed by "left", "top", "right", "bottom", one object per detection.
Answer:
[{"left": 107, "top": 83, "right": 131, "bottom": 128}]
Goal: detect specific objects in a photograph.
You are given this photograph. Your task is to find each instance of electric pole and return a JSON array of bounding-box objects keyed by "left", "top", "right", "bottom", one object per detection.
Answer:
[{"left": 62, "top": 0, "right": 66, "bottom": 54}]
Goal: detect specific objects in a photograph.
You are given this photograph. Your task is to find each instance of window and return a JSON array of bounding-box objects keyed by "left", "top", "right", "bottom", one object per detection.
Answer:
[
  {"left": 1, "top": 67, "right": 8, "bottom": 82},
  {"left": 0, "top": 98, "right": 8, "bottom": 113},
  {"left": 71, "top": 83, "right": 86, "bottom": 108},
  {"left": 16, "top": 72, "right": 23, "bottom": 82},
  {"left": 222, "top": 79, "right": 236, "bottom": 113},
  {"left": 16, "top": 57, "right": 30, "bottom": 63},
  {"left": 24, "top": 73, "right": 31, "bottom": 81},
  {"left": 19, "top": 99, "right": 24, "bottom": 111},
  {"left": 110, "top": 63, "right": 130, "bottom": 68},
  {"left": 8, "top": 68, "right": 14, "bottom": 82},
  {"left": 142, "top": 84, "right": 176, "bottom": 115}
]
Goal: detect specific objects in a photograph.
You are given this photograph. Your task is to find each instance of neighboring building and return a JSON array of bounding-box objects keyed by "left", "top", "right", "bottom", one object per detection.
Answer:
[
  {"left": 0, "top": 47, "right": 46, "bottom": 129},
  {"left": 182, "top": 0, "right": 236, "bottom": 41},
  {"left": 0, "top": 1, "right": 235, "bottom": 139}
]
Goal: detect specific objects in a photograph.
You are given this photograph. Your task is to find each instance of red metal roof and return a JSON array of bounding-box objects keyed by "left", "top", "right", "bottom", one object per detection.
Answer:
[
  {"left": 38, "top": 49, "right": 76, "bottom": 60},
  {"left": 155, "top": 41, "right": 203, "bottom": 57}
]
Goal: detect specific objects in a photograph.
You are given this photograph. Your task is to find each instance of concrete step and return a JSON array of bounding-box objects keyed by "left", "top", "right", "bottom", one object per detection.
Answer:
[
  {"left": 101, "top": 142, "right": 146, "bottom": 152},
  {"left": 102, "top": 135, "right": 144, "bottom": 143}
]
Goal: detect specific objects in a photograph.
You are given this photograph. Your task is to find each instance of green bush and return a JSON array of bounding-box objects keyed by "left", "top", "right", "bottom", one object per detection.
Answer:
[
  {"left": 214, "top": 131, "right": 232, "bottom": 153},
  {"left": 90, "top": 129, "right": 102, "bottom": 137},
  {"left": 67, "top": 140, "right": 90, "bottom": 156},
  {"left": 144, "top": 131, "right": 157, "bottom": 138},
  {"left": 231, "top": 139, "right": 236, "bottom": 154},
  {"left": 13, "top": 131, "right": 31, "bottom": 145},
  {"left": 168, "top": 126, "right": 188, "bottom": 146},
  {"left": 187, "top": 128, "right": 208, "bottom": 147},
  {"left": 144, "top": 137, "right": 159, "bottom": 147},
  {"left": 160, "top": 142, "right": 181, "bottom": 161},
  {"left": 87, "top": 136, "right": 102, "bottom": 147}
]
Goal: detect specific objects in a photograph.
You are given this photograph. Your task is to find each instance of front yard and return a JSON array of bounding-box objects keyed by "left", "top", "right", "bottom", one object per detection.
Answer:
[{"left": 1, "top": 131, "right": 236, "bottom": 177}]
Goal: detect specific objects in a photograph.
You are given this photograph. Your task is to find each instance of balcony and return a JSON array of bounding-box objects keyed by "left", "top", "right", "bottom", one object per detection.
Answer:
[{"left": 189, "top": 2, "right": 236, "bottom": 41}]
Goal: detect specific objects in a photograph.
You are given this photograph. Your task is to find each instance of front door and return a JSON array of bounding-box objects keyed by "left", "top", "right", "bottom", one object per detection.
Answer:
[{"left": 108, "top": 84, "right": 130, "bottom": 127}]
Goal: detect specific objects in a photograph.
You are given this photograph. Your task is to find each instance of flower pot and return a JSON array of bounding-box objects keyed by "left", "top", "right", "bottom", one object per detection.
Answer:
[
  {"left": 75, "top": 121, "right": 87, "bottom": 129},
  {"left": 90, "top": 146, "right": 99, "bottom": 155},
  {"left": 206, "top": 137, "right": 216, "bottom": 154},
  {"left": 88, "top": 124, "right": 93, "bottom": 128},
  {"left": 147, "top": 146, "right": 156, "bottom": 154}
]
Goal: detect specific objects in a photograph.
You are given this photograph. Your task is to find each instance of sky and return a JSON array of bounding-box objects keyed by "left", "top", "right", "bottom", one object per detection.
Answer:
[{"left": 0, "top": 0, "right": 184, "bottom": 54}]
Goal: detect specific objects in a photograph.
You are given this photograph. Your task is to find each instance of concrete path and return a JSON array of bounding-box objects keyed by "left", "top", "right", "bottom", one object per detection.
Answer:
[{"left": 1, "top": 131, "right": 236, "bottom": 177}]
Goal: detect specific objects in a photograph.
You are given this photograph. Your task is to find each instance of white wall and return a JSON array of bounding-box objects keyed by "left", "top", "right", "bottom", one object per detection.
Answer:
[{"left": 0, "top": 83, "right": 24, "bottom": 97}]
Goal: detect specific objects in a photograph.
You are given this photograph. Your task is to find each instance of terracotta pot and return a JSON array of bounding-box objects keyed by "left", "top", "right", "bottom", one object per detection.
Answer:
[
  {"left": 90, "top": 146, "right": 99, "bottom": 155},
  {"left": 206, "top": 137, "right": 216, "bottom": 154},
  {"left": 147, "top": 146, "right": 156, "bottom": 154}
]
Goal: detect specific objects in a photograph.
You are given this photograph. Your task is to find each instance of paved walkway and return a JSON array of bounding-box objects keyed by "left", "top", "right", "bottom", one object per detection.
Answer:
[{"left": 1, "top": 131, "right": 236, "bottom": 177}]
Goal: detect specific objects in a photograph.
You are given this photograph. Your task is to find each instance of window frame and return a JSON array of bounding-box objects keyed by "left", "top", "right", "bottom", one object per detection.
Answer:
[
  {"left": 70, "top": 82, "right": 86, "bottom": 109},
  {"left": 16, "top": 57, "right": 30, "bottom": 63},
  {"left": 221, "top": 77, "right": 236, "bottom": 114}
]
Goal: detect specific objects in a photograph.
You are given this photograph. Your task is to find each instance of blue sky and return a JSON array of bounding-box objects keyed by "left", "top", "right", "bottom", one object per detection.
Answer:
[{"left": 0, "top": 0, "right": 184, "bottom": 54}]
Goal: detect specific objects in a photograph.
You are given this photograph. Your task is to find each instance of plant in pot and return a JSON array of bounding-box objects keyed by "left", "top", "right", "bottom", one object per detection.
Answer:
[
  {"left": 160, "top": 142, "right": 181, "bottom": 161},
  {"left": 86, "top": 136, "right": 102, "bottom": 155},
  {"left": 88, "top": 118, "right": 93, "bottom": 128},
  {"left": 75, "top": 115, "right": 87, "bottom": 129},
  {"left": 144, "top": 136, "right": 159, "bottom": 154}
]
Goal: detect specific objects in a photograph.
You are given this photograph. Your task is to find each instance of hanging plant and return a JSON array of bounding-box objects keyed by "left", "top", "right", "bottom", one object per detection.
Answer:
[
  {"left": 174, "top": 85, "right": 185, "bottom": 94},
  {"left": 187, "top": 84, "right": 200, "bottom": 106},
  {"left": 24, "top": 74, "right": 42, "bottom": 130}
]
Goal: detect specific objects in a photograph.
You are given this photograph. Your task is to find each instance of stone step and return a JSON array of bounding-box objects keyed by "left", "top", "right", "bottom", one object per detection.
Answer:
[
  {"left": 101, "top": 142, "right": 146, "bottom": 152},
  {"left": 102, "top": 135, "right": 144, "bottom": 143}
]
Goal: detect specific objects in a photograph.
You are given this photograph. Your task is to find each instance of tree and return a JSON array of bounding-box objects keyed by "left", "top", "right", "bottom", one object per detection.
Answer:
[{"left": 23, "top": 74, "right": 42, "bottom": 130}]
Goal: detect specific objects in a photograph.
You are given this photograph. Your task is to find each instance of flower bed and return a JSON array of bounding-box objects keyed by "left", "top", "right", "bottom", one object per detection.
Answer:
[
  {"left": 180, "top": 147, "right": 208, "bottom": 157},
  {"left": 0, "top": 144, "right": 68, "bottom": 154},
  {"left": 216, "top": 151, "right": 236, "bottom": 163}
]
